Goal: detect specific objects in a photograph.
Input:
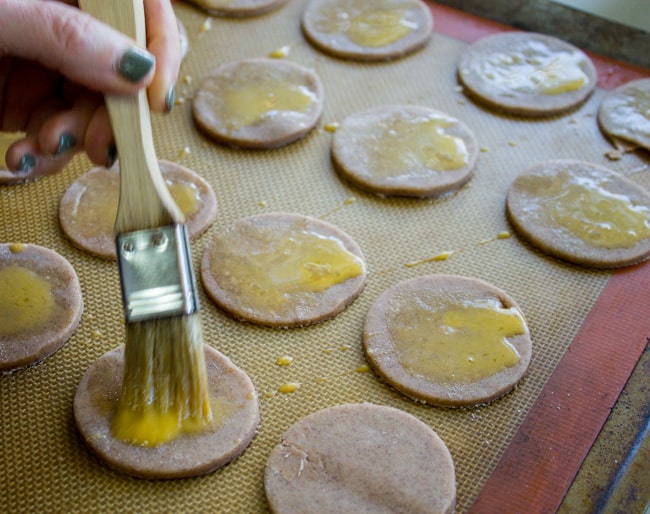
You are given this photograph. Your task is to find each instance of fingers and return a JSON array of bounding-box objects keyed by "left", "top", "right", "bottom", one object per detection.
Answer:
[
  {"left": 1, "top": 59, "right": 63, "bottom": 131},
  {"left": 84, "top": 105, "right": 116, "bottom": 167},
  {"left": 0, "top": 0, "right": 180, "bottom": 180},
  {"left": 4, "top": 135, "right": 75, "bottom": 181},
  {"left": 0, "top": 0, "right": 156, "bottom": 95},
  {"left": 144, "top": 0, "right": 181, "bottom": 113},
  {"left": 37, "top": 93, "right": 103, "bottom": 157},
  {"left": 3, "top": 93, "right": 114, "bottom": 179}
]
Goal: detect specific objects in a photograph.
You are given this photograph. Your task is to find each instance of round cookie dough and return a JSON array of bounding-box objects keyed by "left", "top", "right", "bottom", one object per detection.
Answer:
[
  {"left": 331, "top": 105, "right": 478, "bottom": 197},
  {"left": 598, "top": 78, "right": 650, "bottom": 152},
  {"left": 1, "top": 243, "right": 83, "bottom": 372},
  {"left": 74, "top": 344, "right": 259, "bottom": 479},
  {"left": 301, "top": 0, "right": 433, "bottom": 62},
  {"left": 200, "top": 212, "right": 367, "bottom": 327},
  {"left": 506, "top": 160, "right": 650, "bottom": 268},
  {"left": 363, "top": 275, "right": 532, "bottom": 407},
  {"left": 192, "top": 58, "right": 324, "bottom": 149},
  {"left": 264, "top": 403, "right": 455, "bottom": 514},
  {"left": 185, "top": 0, "right": 288, "bottom": 17},
  {"left": 59, "top": 160, "right": 217, "bottom": 259},
  {"left": 457, "top": 32, "right": 597, "bottom": 117}
]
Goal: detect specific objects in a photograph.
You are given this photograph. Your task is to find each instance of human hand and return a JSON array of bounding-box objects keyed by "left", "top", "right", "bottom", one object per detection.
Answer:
[{"left": 0, "top": 0, "right": 181, "bottom": 182}]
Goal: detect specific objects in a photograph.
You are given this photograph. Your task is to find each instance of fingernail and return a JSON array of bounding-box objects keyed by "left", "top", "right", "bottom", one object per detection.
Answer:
[
  {"left": 118, "top": 48, "right": 155, "bottom": 83},
  {"left": 106, "top": 145, "right": 118, "bottom": 168},
  {"left": 18, "top": 154, "right": 36, "bottom": 174},
  {"left": 56, "top": 133, "right": 77, "bottom": 156},
  {"left": 166, "top": 86, "right": 176, "bottom": 113}
]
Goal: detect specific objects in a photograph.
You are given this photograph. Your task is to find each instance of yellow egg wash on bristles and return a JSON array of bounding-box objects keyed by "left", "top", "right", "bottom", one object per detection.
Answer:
[{"left": 112, "top": 315, "right": 212, "bottom": 447}]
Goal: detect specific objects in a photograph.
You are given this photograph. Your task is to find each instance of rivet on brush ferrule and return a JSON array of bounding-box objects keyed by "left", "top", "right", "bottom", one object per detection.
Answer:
[{"left": 116, "top": 224, "right": 200, "bottom": 323}]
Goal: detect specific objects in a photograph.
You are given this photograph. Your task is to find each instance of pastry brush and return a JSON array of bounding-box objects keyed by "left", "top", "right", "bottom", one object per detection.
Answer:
[{"left": 79, "top": 0, "right": 212, "bottom": 446}]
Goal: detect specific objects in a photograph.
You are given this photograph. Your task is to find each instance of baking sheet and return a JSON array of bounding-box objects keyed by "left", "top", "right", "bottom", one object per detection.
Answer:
[{"left": 1, "top": 1, "right": 650, "bottom": 512}]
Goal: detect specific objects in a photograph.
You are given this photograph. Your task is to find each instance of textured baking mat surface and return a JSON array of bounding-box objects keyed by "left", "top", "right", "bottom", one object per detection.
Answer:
[{"left": 1, "top": 1, "right": 649, "bottom": 513}]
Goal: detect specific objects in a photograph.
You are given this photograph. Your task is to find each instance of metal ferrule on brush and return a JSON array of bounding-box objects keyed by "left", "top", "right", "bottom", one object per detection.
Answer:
[{"left": 116, "top": 224, "right": 200, "bottom": 323}]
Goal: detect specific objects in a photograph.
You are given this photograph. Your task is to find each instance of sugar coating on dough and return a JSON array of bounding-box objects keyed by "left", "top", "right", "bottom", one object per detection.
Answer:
[
  {"left": 363, "top": 274, "right": 532, "bottom": 407},
  {"left": 302, "top": 0, "right": 433, "bottom": 62},
  {"left": 506, "top": 159, "right": 650, "bottom": 268},
  {"left": 0, "top": 243, "right": 83, "bottom": 373},
  {"left": 73, "top": 344, "right": 259, "bottom": 479},
  {"left": 458, "top": 32, "right": 597, "bottom": 116},
  {"left": 598, "top": 78, "right": 650, "bottom": 152},
  {"left": 264, "top": 403, "right": 455, "bottom": 514},
  {"left": 192, "top": 58, "right": 324, "bottom": 149},
  {"left": 59, "top": 160, "right": 217, "bottom": 259},
  {"left": 200, "top": 212, "right": 367, "bottom": 327},
  {"left": 331, "top": 105, "right": 478, "bottom": 198},
  {"left": 185, "top": 0, "right": 288, "bottom": 17}
]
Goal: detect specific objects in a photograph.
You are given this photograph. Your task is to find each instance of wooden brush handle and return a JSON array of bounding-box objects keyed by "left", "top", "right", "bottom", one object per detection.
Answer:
[{"left": 79, "top": 0, "right": 183, "bottom": 233}]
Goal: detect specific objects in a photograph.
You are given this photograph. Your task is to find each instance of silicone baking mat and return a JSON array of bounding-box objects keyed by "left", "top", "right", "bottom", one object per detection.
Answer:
[{"left": 1, "top": 2, "right": 649, "bottom": 512}]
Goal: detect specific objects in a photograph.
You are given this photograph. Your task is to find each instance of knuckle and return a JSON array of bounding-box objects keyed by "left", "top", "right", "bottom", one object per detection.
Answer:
[{"left": 49, "top": 10, "right": 94, "bottom": 70}]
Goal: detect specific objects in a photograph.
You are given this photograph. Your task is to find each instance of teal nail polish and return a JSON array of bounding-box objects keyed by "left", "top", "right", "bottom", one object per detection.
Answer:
[
  {"left": 56, "top": 133, "right": 77, "bottom": 156},
  {"left": 18, "top": 154, "right": 36, "bottom": 174},
  {"left": 166, "top": 86, "right": 176, "bottom": 113},
  {"left": 118, "top": 48, "right": 155, "bottom": 83},
  {"left": 106, "top": 145, "right": 118, "bottom": 168}
]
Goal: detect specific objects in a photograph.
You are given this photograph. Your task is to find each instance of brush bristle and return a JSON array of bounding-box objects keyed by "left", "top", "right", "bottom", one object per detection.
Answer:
[{"left": 114, "top": 314, "right": 212, "bottom": 445}]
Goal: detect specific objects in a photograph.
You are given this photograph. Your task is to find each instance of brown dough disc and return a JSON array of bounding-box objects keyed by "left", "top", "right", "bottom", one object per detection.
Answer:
[
  {"left": 0, "top": 243, "right": 83, "bottom": 372},
  {"left": 185, "top": 0, "right": 288, "bottom": 17},
  {"left": 301, "top": 0, "right": 433, "bottom": 62},
  {"left": 331, "top": 105, "right": 478, "bottom": 198},
  {"left": 598, "top": 78, "right": 650, "bottom": 152},
  {"left": 192, "top": 58, "right": 324, "bottom": 149},
  {"left": 73, "top": 344, "right": 259, "bottom": 479},
  {"left": 59, "top": 160, "right": 217, "bottom": 259},
  {"left": 363, "top": 274, "right": 532, "bottom": 407},
  {"left": 200, "top": 212, "right": 367, "bottom": 327},
  {"left": 506, "top": 160, "right": 650, "bottom": 268},
  {"left": 264, "top": 402, "right": 456, "bottom": 514},
  {"left": 457, "top": 32, "right": 597, "bottom": 116}
]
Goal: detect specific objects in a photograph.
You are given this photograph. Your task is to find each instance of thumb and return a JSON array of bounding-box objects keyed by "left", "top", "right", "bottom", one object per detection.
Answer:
[{"left": 0, "top": 0, "right": 155, "bottom": 94}]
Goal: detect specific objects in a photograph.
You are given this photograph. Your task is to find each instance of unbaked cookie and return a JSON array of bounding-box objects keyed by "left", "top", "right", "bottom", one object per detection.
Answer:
[
  {"left": 363, "top": 274, "right": 531, "bottom": 407},
  {"left": 506, "top": 160, "right": 650, "bottom": 268},
  {"left": 264, "top": 403, "right": 455, "bottom": 514},
  {"left": 74, "top": 344, "right": 259, "bottom": 479},
  {"left": 598, "top": 78, "right": 650, "bottom": 152},
  {"left": 185, "top": 0, "right": 288, "bottom": 17},
  {"left": 59, "top": 160, "right": 216, "bottom": 259},
  {"left": 301, "top": 0, "right": 433, "bottom": 62},
  {"left": 192, "top": 58, "right": 324, "bottom": 149},
  {"left": 0, "top": 243, "right": 83, "bottom": 372},
  {"left": 331, "top": 105, "right": 478, "bottom": 197},
  {"left": 457, "top": 32, "right": 597, "bottom": 116},
  {"left": 200, "top": 212, "right": 367, "bottom": 327}
]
